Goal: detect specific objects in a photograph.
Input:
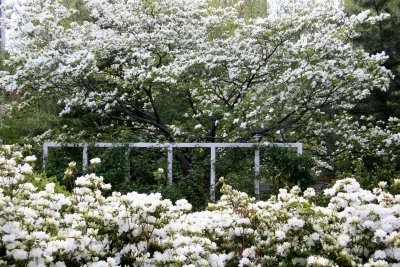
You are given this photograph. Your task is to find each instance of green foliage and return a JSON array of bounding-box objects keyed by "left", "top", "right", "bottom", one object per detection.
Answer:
[
  {"left": 216, "top": 148, "right": 255, "bottom": 197},
  {"left": 0, "top": 105, "right": 60, "bottom": 144},
  {"left": 25, "top": 172, "right": 70, "bottom": 195},
  {"left": 260, "top": 146, "right": 316, "bottom": 190},
  {"left": 61, "top": 0, "right": 92, "bottom": 25},
  {"left": 0, "top": 50, "right": 10, "bottom": 71},
  {"left": 42, "top": 146, "right": 209, "bottom": 208},
  {"left": 161, "top": 172, "right": 208, "bottom": 211},
  {"left": 161, "top": 149, "right": 213, "bottom": 210},
  {"left": 209, "top": 0, "right": 269, "bottom": 19},
  {"left": 40, "top": 144, "right": 316, "bottom": 209},
  {"left": 345, "top": 0, "right": 400, "bottom": 120},
  {"left": 337, "top": 155, "right": 400, "bottom": 193},
  {"left": 42, "top": 147, "right": 84, "bottom": 190},
  {"left": 216, "top": 146, "right": 316, "bottom": 200}
]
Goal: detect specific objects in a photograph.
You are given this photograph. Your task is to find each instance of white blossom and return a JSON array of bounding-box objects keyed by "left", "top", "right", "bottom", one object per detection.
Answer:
[{"left": 90, "top": 158, "right": 101, "bottom": 165}]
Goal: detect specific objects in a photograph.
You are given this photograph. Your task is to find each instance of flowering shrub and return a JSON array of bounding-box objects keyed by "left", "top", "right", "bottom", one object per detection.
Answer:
[{"left": 1, "top": 145, "right": 400, "bottom": 266}]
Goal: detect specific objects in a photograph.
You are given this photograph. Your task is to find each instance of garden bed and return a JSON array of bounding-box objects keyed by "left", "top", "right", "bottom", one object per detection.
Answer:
[{"left": 1, "top": 145, "right": 400, "bottom": 266}]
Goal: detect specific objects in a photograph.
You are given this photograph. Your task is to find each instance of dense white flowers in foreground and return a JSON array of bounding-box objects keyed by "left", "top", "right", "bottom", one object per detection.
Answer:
[{"left": 1, "top": 145, "right": 400, "bottom": 266}]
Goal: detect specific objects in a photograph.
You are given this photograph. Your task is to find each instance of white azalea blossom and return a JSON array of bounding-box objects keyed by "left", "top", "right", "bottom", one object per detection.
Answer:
[
  {"left": 90, "top": 158, "right": 101, "bottom": 165},
  {"left": 24, "top": 155, "right": 37, "bottom": 163}
]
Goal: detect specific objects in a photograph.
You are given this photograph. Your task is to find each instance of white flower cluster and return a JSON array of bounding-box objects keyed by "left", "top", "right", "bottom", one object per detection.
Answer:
[
  {"left": 302, "top": 113, "right": 400, "bottom": 172},
  {"left": 1, "top": 146, "right": 400, "bottom": 266}
]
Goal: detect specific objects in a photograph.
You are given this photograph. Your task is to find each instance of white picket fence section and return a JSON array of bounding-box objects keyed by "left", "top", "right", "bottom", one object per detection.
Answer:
[{"left": 43, "top": 142, "right": 302, "bottom": 201}]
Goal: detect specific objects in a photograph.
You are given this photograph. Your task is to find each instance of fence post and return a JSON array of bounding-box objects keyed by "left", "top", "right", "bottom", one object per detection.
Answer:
[
  {"left": 167, "top": 145, "right": 173, "bottom": 185},
  {"left": 125, "top": 148, "right": 130, "bottom": 182},
  {"left": 296, "top": 143, "right": 303, "bottom": 155},
  {"left": 43, "top": 142, "right": 48, "bottom": 170},
  {"left": 254, "top": 147, "right": 260, "bottom": 199},
  {"left": 296, "top": 143, "right": 303, "bottom": 187},
  {"left": 42, "top": 142, "right": 303, "bottom": 192},
  {"left": 210, "top": 146, "right": 216, "bottom": 201},
  {"left": 82, "top": 144, "right": 88, "bottom": 173}
]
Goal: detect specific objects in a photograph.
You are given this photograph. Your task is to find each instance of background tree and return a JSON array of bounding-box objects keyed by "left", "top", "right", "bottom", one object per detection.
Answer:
[
  {"left": 1, "top": 0, "right": 398, "bottom": 199},
  {"left": 325, "top": 0, "right": 400, "bottom": 184},
  {"left": 0, "top": 0, "right": 390, "bottom": 143},
  {"left": 345, "top": 0, "right": 400, "bottom": 121}
]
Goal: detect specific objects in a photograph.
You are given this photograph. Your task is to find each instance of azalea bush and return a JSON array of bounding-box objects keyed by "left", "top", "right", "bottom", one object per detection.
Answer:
[{"left": 1, "top": 145, "right": 400, "bottom": 266}]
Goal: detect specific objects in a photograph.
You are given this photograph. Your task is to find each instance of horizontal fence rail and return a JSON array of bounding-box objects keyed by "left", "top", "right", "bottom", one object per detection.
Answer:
[{"left": 43, "top": 142, "right": 302, "bottom": 201}]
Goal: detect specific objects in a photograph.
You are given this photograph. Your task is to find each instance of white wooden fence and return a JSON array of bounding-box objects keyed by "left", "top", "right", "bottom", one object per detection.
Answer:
[{"left": 43, "top": 142, "right": 302, "bottom": 201}]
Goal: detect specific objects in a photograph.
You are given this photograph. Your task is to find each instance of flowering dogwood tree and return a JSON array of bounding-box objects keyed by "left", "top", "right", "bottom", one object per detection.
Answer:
[{"left": 0, "top": 1, "right": 393, "bottom": 155}]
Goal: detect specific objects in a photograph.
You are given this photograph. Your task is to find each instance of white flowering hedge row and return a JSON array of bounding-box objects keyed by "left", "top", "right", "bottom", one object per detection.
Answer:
[{"left": 1, "top": 145, "right": 400, "bottom": 267}]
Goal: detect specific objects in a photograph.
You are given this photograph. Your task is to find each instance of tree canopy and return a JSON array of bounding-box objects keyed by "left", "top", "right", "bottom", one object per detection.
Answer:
[{"left": 0, "top": 0, "right": 396, "bottom": 164}]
